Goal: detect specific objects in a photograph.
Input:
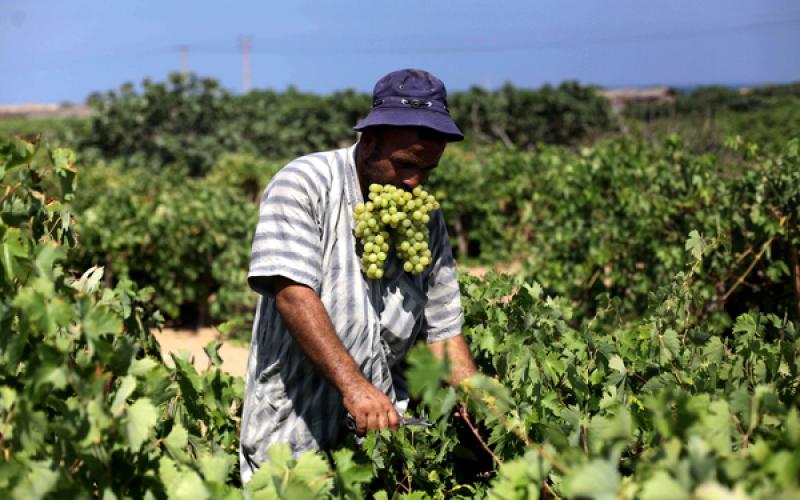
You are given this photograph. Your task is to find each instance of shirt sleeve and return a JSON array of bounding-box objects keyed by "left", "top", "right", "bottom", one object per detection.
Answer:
[
  {"left": 422, "top": 210, "right": 464, "bottom": 343},
  {"left": 248, "top": 161, "right": 324, "bottom": 295}
]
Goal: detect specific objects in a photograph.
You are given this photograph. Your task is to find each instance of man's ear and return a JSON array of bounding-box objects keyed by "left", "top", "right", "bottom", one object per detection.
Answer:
[{"left": 359, "top": 129, "right": 377, "bottom": 156}]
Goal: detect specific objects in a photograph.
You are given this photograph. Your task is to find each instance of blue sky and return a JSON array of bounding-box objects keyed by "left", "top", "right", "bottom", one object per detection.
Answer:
[{"left": 2, "top": 0, "right": 799, "bottom": 104}]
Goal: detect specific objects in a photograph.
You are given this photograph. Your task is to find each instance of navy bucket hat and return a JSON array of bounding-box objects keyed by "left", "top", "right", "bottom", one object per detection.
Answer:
[{"left": 354, "top": 68, "right": 464, "bottom": 142}]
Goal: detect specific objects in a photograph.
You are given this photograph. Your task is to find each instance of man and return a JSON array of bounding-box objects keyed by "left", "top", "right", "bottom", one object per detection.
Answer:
[{"left": 239, "top": 69, "right": 477, "bottom": 482}]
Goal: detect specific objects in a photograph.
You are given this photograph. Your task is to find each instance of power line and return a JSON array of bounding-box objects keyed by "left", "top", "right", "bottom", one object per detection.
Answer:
[
  {"left": 9, "top": 16, "right": 800, "bottom": 72},
  {"left": 201, "top": 17, "right": 800, "bottom": 55}
]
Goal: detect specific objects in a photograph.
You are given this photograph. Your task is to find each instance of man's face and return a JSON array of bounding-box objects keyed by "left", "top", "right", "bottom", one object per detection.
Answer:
[{"left": 357, "top": 128, "right": 446, "bottom": 193}]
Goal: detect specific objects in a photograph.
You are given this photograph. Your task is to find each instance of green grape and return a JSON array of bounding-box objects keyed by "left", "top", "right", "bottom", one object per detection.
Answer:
[{"left": 354, "top": 183, "right": 440, "bottom": 278}]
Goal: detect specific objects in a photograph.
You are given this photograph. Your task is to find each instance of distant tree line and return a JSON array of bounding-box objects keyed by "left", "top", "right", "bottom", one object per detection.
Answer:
[
  {"left": 623, "top": 82, "right": 800, "bottom": 120},
  {"left": 79, "top": 73, "right": 614, "bottom": 175}
]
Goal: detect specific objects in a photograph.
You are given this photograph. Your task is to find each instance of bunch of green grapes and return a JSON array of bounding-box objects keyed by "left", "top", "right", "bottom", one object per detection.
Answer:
[{"left": 353, "top": 184, "right": 440, "bottom": 279}]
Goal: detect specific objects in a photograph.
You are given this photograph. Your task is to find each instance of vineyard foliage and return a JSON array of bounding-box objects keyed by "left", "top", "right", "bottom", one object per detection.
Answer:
[
  {"left": 2, "top": 75, "right": 800, "bottom": 497},
  {"left": 66, "top": 154, "right": 282, "bottom": 326},
  {"left": 54, "top": 131, "right": 800, "bottom": 337},
  {"left": 2, "top": 138, "right": 799, "bottom": 498},
  {"left": 623, "top": 83, "right": 800, "bottom": 152},
  {"left": 624, "top": 82, "right": 800, "bottom": 120},
  {"left": 0, "top": 139, "right": 247, "bottom": 498},
  {"left": 432, "top": 137, "right": 800, "bottom": 325}
]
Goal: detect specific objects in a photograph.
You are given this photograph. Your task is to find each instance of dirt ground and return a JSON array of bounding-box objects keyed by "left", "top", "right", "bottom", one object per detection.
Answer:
[{"left": 152, "top": 328, "right": 249, "bottom": 378}]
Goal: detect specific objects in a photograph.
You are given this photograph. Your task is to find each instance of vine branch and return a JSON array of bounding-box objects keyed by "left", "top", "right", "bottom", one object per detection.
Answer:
[
  {"left": 721, "top": 216, "right": 787, "bottom": 302},
  {"left": 458, "top": 404, "right": 502, "bottom": 466}
]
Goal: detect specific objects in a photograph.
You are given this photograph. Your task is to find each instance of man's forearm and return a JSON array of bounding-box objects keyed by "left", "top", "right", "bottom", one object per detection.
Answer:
[
  {"left": 266, "top": 276, "right": 400, "bottom": 434},
  {"left": 429, "top": 334, "right": 478, "bottom": 386},
  {"left": 268, "top": 276, "right": 369, "bottom": 395}
]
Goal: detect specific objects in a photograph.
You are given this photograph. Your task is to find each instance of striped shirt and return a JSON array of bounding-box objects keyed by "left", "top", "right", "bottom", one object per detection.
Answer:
[{"left": 239, "top": 143, "right": 463, "bottom": 482}]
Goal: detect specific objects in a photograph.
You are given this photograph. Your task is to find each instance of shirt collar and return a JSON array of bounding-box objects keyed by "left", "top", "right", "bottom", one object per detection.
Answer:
[{"left": 345, "top": 142, "right": 363, "bottom": 208}]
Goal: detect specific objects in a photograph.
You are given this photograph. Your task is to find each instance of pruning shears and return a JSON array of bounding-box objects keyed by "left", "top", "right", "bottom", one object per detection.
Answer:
[
  {"left": 346, "top": 413, "right": 433, "bottom": 429},
  {"left": 399, "top": 417, "right": 433, "bottom": 428}
]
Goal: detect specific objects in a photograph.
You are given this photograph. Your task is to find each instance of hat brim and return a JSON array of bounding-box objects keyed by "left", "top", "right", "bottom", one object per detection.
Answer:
[{"left": 353, "top": 107, "right": 464, "bottom": 142}]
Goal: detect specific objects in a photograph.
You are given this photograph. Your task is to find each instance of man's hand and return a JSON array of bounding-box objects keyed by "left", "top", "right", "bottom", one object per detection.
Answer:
[{"left": 342, "top": 380, "right": 400, "bottom": 436}]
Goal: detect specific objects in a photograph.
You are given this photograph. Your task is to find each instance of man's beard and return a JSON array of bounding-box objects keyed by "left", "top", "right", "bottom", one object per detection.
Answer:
[{"left": 361, "top": 141, "right": 413, "bottom": 192}]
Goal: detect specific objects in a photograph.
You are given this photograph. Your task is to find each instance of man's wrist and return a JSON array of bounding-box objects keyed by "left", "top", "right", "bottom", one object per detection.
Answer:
[{"left": 338, "top": 374, "right": 375, "bottom": 402}]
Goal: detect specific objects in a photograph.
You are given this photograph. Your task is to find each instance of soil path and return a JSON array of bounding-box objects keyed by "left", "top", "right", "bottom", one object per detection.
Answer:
[{"left": 152, "top": 328, "right": 248, "bottom": 379}]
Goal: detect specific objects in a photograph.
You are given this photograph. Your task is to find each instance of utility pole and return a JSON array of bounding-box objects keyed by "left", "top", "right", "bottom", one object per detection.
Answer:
[
  {"left": 239, "top": 36, "right": 252, "bottom": 93},
  {"left": 178, "top": 45, "right": 189, "bottom": 75}
]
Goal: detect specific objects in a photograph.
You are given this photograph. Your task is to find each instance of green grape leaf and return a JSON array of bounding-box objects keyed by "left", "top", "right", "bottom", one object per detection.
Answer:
[
  {"left": 111, "top": 375, "right": 137, "bottom": 416},
  {"left": 332, "top": 448, "right": 373, "bottom": 499},
  {"left": 564, "top": 459, "right": 619, "bottom": 500},
  {"left": 163, "top": 421, "right": 190, "bottom": 463},
  {"left": 685, "top": 230, "right": 705, "bottom": 260},
  {"left": 126, "top": 398, "right": 159, "bottom": 452},
  {"left": 11, "top": 461, "right": 58, "bottom": 500},
  {"left": 199, "top": 452, "right": 233, "bottom": 484},
  {"left": 159, "top": 457, "right": 210, "bottom": 500},
  {"left": 639, "top": 471, "right": 688, "bottom": 500}
]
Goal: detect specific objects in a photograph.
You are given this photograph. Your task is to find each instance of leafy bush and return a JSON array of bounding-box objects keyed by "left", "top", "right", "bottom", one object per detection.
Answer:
[
  {"left": 67, "top": 153, "right": 284, "bottom": 330},
  {"left": 82, "top": 74, "right": 241, "bottom": 176},
  {"left": 429, "top": 136, "right": 800, "bottom": 327},
  {"left": 449, "top": 81, "right": 614, "bottom": 147},
  {"left": 0, "top": 138, "right": 244, "bottom": 497},
  {"left": 78, "top": 74, "right": 612, "bottom": 175},
  {"left": 621, "top": 83, "right": 800, "bottom": 152},
  {"left": 438, "top": 265, "right": 800, "bottom": 498}
]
